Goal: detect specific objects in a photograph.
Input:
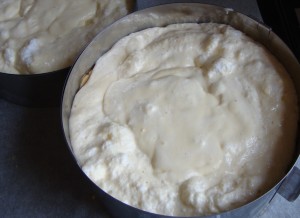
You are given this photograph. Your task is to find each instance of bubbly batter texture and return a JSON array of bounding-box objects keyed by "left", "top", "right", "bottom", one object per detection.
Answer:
[
  {"left": 0, "top": 0, "right": 132, "bottom": 74},
  {"left": 69, "top": 23, "right": 298, "bottom": 216}
]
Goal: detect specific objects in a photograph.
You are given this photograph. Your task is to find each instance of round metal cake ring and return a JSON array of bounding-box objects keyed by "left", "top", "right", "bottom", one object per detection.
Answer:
[{"left": 61, "top": 3, "right": 300, "bottom": 218}]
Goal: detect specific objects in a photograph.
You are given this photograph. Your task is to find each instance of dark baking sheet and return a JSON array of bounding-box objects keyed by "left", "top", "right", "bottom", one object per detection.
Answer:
[
  {"left": 0, "top": 1, "right": 299, "bottom": 217},
  {"left": 257, "top": 0, "right": 300, "bottom": 62}
]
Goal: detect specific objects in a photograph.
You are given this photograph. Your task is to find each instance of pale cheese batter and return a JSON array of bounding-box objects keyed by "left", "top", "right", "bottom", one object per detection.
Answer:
[
  {"left": 0, "top": 0, "right": 132, "bottom": 74},
  {"left": 69, "top": 23, "right": 298, "bottom": 216}
]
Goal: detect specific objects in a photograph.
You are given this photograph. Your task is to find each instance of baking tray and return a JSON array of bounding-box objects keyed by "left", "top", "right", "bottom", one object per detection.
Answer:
[{"left": 0, "top": 0, "right": 299, "bottom": 217}]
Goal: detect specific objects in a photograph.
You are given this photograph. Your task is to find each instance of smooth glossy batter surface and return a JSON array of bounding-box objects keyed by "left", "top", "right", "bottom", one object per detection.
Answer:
[
  {"left": 0, "top": 0, "right": 132, "bottom": 74},
  {"left": 69, "top": 23, "right": 298, "bottom": 216}
]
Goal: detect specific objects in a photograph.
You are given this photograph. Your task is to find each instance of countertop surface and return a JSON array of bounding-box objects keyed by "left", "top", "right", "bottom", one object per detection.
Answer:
[{"left": 1, "top": 1, "right": 299, "bottom": 217}]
